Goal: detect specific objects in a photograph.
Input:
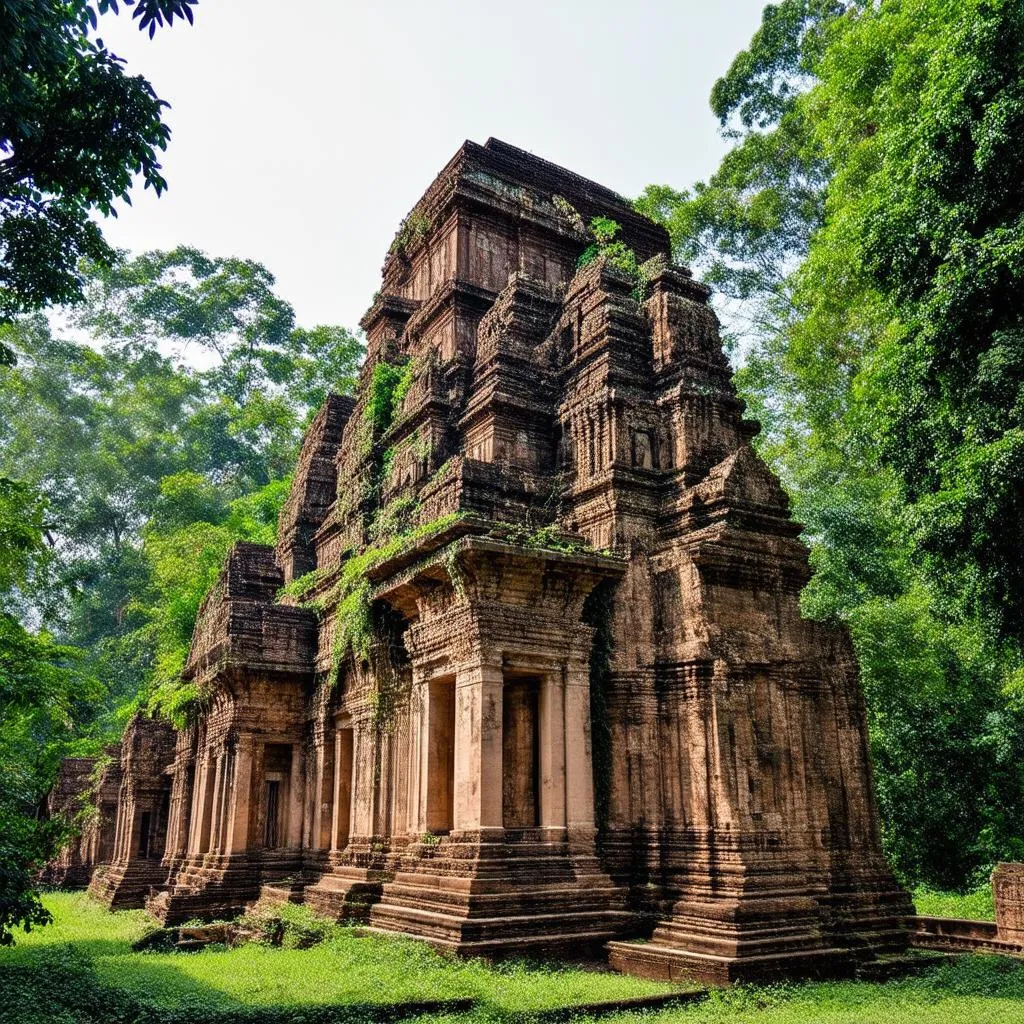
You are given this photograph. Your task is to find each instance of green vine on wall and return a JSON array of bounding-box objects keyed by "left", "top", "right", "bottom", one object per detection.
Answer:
[
  {"left": 280, "top": 512, "right": 466, "bottom": 693},
  {"left": 576, "top": 217, "right": 665, "bottom": 303},
  {"left": 365, "top": 359, "right": 414, "bottom": 436}
]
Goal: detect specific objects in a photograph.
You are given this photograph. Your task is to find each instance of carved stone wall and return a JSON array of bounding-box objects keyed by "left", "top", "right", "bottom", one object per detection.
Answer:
[
  {"left": 49, "top": 139, "right": 911, "bottom": 981},
  {"left": 88, "top": 714, "right": 177, "bottom": 908}
]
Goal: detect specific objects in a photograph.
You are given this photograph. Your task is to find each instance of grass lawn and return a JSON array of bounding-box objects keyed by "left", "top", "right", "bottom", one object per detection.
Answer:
[
  {"left": 1, "top": 891, "right": 1023, "bottom": 1023},
  {"left": 912, "top": 884, "right": 996, "bottom": 921},
  {"left": 0, "top": 892, "right": 684, "bottom": 1022}
]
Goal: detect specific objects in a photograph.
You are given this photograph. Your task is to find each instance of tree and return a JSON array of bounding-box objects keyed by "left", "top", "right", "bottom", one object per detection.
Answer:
[
  {"left": 641, "top": 0, "right": 1024, "bottom": 887},
  {"left": 0, "top": 1, "right": 198, "bottom": 364},
  {"left": 0, "top": 478, "right": 98, "bottom": 944}
]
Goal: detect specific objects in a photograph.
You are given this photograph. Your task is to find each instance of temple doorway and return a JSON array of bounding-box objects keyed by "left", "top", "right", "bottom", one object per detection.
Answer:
[
  {"left": 426, "top": 677, "right": 455, "bottom": 833},
  {"left": 502, "top": 676, "right": 540, "bottom": 829},
  {"left": 262, "top": 743, "right": 292, "bottom": 849},
  {"left": 333, "top": 726, "right": 354, "bottom": 850}
]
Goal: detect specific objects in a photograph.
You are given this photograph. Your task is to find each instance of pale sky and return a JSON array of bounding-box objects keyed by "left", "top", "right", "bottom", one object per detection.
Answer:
[{"left": 94, "top": 1, "right": 767, "bottom": 333}]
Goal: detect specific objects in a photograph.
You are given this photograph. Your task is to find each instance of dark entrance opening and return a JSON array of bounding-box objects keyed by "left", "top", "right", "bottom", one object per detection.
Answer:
[
  {"left": 502, "top": 676, "right": 540, "bottom": 829},
  {"left": 426, "top": 678, "right": 456, "bottom": 833},
  {"left": 264, "top": 780, "right": 281, "bottom": 848},
  {"left": 138, "top": 811, "right": 152, "bottom": 858}
]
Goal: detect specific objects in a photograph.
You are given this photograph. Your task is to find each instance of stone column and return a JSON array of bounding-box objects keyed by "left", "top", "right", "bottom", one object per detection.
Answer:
[
  {"left": 331, "top": 726, "right": 344, "bottom": 851},
  {"left": 538, "top": 671, "right": 567, "bottom": 831},
  {"left": 454, "top": 660, "right": 503, "bottom": 832},
  {"left": 226, "top": 737, "right": 255, "bottom": 853},
  {"left": 310, "top": 733, "right": 325, "bottom": 850},
  {"left": 408, "top": 678, "right": 427, "bottom": 834},
  {"left": 350, "top": 723, "right": 374, "bottom": 840},
  {"left": 208, "top": 752, "right": 224, "bottom": 855},
  {"left": 286, "top": 743, "right": 304, "bottom": 848},
  {"left": 318, "top": 730, "right": 335, "bottom": 850},
  {"left": 189, "top": 755, "right": 214, "bottom": 856},
  {"left": 216, "top": 749, "right": 233, "bottom": 853},
  {"left": 564, "top": 661, "right": 596, "bottom": 834}
]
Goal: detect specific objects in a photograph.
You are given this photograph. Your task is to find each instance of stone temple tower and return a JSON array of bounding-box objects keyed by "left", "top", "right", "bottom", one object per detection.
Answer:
[{"left": 139, "top": 138, "right": 911, "bottom": 982}]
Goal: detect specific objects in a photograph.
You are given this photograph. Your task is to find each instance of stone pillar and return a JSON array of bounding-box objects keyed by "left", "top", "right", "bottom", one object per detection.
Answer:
[
  {"left": 454, "top": 661, "right": 503, "bottom": 832},
  {"left": 208, "top": 753, "right": 225, "bottom": 854},
  {"left": 994, "top": 863, "right": 1024, "bottom": 942},
  {"left": 190, "top": 755, "right": 215, "bottom": 856},
  {"left": 226, "top": 738, "right": 255, "bottom": 853},
  {"left": 350, "top": 724, "right": 374, "bottom": 839},
  {"left": 311, "top": 733, "right": 325, "bottom": 850},
  {"left": 564, "top": 661, "right": 596, "bottom": 833},
  {"left": 215, "top": 749, "right": 233, "bottom": 853},
  {"left": 408, "top": 680, "right": 426, "bottom": 834},
  {"left": 538, "top": 672, "right": 566, "bottom": 830},
  {"left": 318, "top": 730, "right": 335, "bottom": 850},
  {"left": 286, "top": 743, "right": 304, "bottom": 848},
  {"left": 331, "top": 727, "right": 344, "bottom": 851}
]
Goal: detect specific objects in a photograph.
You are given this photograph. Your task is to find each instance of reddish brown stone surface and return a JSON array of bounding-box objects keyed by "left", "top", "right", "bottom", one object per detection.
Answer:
[
  {"left": 88, "top": 713, "right": 176, "bottom": 908},
  {"left": 994, "top": 862, "right": 1024, "bottom": 943},
  {"left": 48, "top": 139, "right": 912, "bottom": 981},
  {"left": 39, "top": 758, "right": 98, "bottom": 888},
  {"left": 43, "top": 747, "right": 121, "bottom": 888}
]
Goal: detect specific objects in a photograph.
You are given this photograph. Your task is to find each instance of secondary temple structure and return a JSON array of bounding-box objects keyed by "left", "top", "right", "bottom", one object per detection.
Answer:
[{"left": 54, "top": 139, "right": 916, "bottom": 982}]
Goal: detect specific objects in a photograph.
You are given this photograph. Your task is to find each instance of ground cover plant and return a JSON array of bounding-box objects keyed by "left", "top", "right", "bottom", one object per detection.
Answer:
[
  {"left": 912, "top": 885, "right": 996, "bottom": 921},
  {"left": 0, "top": 892, "right": 684, "bottom": 1023},
  {"left": 596, "top": 956, "right": 1024, "bottom": 1024},
  {"left": 3, "top": 893, "right": 1024, "bottom": 1024}
]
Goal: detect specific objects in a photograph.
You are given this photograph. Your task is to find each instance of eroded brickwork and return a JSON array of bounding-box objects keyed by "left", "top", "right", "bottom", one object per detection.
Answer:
[
  {"left": 50, "top": 139, "right": 912, "bottom": 981},
  {"left": 88, "top": 714, "right": 176, "bottom": 908}
]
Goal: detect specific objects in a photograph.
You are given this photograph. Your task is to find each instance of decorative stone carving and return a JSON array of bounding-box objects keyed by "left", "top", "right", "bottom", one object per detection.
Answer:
[{"left": 47, "top": 138, "right": 911, "bottom": 981}]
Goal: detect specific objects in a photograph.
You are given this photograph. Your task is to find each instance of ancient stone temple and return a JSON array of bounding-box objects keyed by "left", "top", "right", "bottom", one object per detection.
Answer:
[
  {"left": 88, "top": 714, "right": 176, "bottom": 909},
  {"left": 55, "top": 139, "right": 912, "bottom": 982}
]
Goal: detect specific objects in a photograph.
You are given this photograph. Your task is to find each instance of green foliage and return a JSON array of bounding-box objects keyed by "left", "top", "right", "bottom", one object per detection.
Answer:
[
  {"left": 913, "top": 885, "right": 996, "bottom": 922},
  {"left": 80, "top": 246, "right": 362, "bottom": 412},
  {"left": 364, "top": 359, "right": 413, "bottom": 435},
  {"left": 576, "top": 217, "right": 652, "bottom": 302},
  {"left": 143, "top": 477, "right": 290, "bottom": 723},
  {"left": 368, "top": 495, "right": 419, "bottom": 544},
  {"left": 298, "top": 513, "right": 465, "bottom": 690},
  {"left": 0, "top": 250, "right": 361, "bottom": 930},
  {"left": 9, "top": 893, "right": 1024, "bottom": 1022},
  {"left": 0, "top": 891, "right": 677, "bottom": 1020},
  {"left": 0, "top": 479, "right": 97, "bottom": 944},
  {"left": 0, "top": 252, "right": 363, "bottom": 731},
  {"left": 643, "top": 0, "right": 1024, "bottom": 889},
  {"left": 490, "top": 522, "right": 590, "bottom": 554},
  {"left": 387, "top": 211, "right": 432, "bottom": 258},
  {"left": 0, "top": 0, "right": 199, "bottom": 356}
]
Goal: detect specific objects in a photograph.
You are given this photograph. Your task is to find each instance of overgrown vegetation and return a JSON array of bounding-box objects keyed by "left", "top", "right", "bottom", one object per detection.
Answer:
[
  {"left": 283, "top": 513, "right": 465, "bottom": 694},
  {"left": 0, "top": 892, "right": 679, "bottom": 1022},
  {"left": 576, "top": 217, "right": 665, "bottom": 303},
  {"left": 913, "top": 885, "right": 997, "bottom": 922},
  {"left": 388, "top": 211, "right": 433, "bottom": 259},
  {"left": 5, "top": 893, "right": 1024, "bottom": 1022},
  {"left": 365, "top": 359, "right": 415, "bottom": 435}
]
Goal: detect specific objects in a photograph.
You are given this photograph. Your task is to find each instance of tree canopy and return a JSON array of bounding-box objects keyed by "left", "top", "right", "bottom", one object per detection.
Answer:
[{"left": 0, "top": 0, "right": 202, "bottom": 365}]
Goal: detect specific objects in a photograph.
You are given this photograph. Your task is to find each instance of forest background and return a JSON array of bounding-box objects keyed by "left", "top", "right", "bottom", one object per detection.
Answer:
[{"left": 2, "top": 0, "right": 1023, "bottom": 942}]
